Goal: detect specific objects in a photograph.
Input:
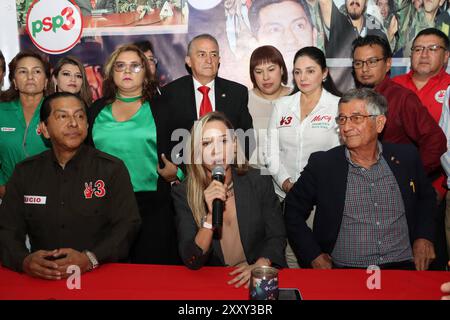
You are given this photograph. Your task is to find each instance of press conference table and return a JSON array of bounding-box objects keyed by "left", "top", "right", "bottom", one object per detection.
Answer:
[{"left": 0, "top": 263, "right": 448, "bottom": 300}]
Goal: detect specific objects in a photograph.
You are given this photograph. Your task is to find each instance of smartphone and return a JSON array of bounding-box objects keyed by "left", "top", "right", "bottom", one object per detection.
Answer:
[
  {"left": 44, "top": 254, "right": 67, "bottom": 261},
  {"left": 278, "top": 288, "right": 302, "bottom": 300}
]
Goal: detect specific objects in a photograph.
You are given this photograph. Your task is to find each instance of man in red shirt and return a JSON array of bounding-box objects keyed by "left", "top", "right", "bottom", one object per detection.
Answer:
[
  {"left": 352, "top": 35, "right": 448, "bottom": 269},
  {"left": 351, "top": 35, "right": 446, "bottom": 177},
  {"left": 393, "top": 28, "right": 449, "bottom": 200},
  {"left": 392, "top": 28, "right": 450, "bottom": 124},
  {"left": 392, "top": 28, "right": 450, "bottom": 269}
]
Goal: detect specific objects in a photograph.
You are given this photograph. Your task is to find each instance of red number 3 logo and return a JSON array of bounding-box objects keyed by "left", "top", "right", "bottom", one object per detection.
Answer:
[{"left": 94, "top": 180, "right": 106, "bottom": 198}]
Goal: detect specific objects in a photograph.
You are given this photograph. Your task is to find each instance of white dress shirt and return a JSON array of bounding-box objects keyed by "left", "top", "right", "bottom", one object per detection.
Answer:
[
  {"left": 193, "top": 78, "right": 216, "bottom": 118},
  {"left": 266, "top": 89, "right": 341, "bottom": 198}
]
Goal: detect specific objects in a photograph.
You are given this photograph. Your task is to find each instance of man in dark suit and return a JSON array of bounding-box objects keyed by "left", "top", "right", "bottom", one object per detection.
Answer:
[
  {"left": 285, "top": 88, "right": 437, "bottom": 270},
  {"left": 160, "top": 33, "right": 253, "bottom": 172}
]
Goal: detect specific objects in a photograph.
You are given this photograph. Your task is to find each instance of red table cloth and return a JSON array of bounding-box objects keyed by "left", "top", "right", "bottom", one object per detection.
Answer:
[{"left": 0, "top": 263, "right": 448, "bottom": 300}]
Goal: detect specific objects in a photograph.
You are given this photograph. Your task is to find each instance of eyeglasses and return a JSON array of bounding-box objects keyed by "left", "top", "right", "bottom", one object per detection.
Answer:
[
  {"left": 335, "top": 114, "right": 378, "bottom": 125},
  {"left": 411, "top": 44, "right": 447, "bottom": 54},
  {"left": 352, "top": 57, "right": 385, "bottom": 69},
  {"left": 146, "top": 56, "right": 158, "bottom": 65},
  {"left": 113, "top": 62, "right": 143, "bottom": 73}
]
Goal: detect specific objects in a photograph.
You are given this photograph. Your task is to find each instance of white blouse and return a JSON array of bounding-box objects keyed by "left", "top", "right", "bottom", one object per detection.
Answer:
[
  {"left": 247, "top": 88, "right": 284, "bottom": 169},
  {"left": 266, "top": 89, "right": 341, "bottom": 198}
]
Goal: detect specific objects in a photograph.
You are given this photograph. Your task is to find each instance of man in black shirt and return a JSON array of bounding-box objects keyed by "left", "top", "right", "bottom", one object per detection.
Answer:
[
  {"left": 0, "top": 92, "right": 141, "bottom": 279},
  {"left": 318, "top": 0, "right": 387, "bottom": 92}
]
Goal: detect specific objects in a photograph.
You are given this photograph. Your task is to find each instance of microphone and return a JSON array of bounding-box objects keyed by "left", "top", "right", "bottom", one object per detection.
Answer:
[{"left": 211, "top": 166, "right": 225, "bottom": 235}]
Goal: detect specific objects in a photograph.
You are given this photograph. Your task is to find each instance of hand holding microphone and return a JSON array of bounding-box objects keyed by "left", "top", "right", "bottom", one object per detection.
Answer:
[{"left": 203, "top": 166, "right": 226, "bottom": 236}]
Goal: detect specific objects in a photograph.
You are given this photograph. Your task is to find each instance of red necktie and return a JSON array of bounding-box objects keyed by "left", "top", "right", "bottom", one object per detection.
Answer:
[{"left": 198, "top": 85, "right": 212, "bottom": 117}]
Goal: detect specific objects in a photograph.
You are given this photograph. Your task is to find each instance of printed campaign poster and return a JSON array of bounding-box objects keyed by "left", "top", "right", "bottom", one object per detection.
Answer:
[{"left": 12, "top": 0, "right": 450, "bottom": 97}]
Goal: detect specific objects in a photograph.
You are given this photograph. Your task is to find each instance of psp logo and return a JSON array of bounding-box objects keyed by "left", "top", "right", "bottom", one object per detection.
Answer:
[{"left": 26, "top": 0, "right": 83, "bottom": 54}]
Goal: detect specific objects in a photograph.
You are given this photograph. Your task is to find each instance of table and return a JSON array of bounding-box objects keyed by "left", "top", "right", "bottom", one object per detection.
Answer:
[
  {"left": 0, "top": 264, "right": 448, "bottom": 300},
  {"left": 81, "top": 9, "right": 187, "bottom": 36}
]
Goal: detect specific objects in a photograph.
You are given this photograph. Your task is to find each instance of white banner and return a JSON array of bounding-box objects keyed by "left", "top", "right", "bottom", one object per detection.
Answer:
[{"left": 0, "top": 0, "right": 20, "bottom": 89}]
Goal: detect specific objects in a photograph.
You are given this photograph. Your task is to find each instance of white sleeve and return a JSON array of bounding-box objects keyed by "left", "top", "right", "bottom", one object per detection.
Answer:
[
  {"left": 439, "top": 86, "right": 450, "bottom": 181},
  {"left": 265, "top": 102, "right": 291, "bottom": 189}
]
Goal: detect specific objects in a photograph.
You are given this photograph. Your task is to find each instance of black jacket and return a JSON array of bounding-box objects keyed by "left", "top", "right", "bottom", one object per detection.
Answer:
[
  {"left": 172, "top": 167, "right": 287, "bottom": 269},
  {"left": 285, "top": 143, "right": 437, "bottom": 267},
  {"left": 160, "top": 75, "right": 254, "bottom": 162}
]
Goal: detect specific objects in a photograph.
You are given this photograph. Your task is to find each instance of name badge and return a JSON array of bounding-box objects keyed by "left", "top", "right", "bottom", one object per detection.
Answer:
[
  {"left": 24, "top": 195, "right": 47, "bottom": 204},
  {"left": 1, "top": 127, "right": 16, "bottom": 132}
]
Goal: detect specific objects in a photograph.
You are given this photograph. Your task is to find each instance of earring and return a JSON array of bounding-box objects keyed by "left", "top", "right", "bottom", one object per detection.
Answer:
[{"left": 322, "top": 78, "right": 326, "bottom": 82}]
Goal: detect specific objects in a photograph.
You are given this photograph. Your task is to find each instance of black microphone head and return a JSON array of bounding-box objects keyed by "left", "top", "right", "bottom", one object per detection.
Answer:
[{"left": 212, "top": 166, "right": 225, "bottom": 183}]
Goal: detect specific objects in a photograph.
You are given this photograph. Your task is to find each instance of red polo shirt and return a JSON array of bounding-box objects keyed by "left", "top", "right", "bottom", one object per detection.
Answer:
[
  {"left": 392, "top": 68, "right": 450, "bottom": 123},
  {"left": 392, "top": 69, "right": 450, "bottom": 196},
  {"left": 375, "top": 76, "right": 447, "bottom": 176}
]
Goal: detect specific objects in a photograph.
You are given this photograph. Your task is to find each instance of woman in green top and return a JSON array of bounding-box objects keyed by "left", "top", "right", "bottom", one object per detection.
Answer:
[
  {"left": 87, "top": 44, "right": 180, "bottom": 265},
  {"left": 0, "top": 51, "right": 51, "bottom": 198}
]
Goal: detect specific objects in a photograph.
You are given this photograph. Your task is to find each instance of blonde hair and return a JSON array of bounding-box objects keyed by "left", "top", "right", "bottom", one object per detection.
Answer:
[{"left": 186, "top": 112, "right": 248, "bottom": 226}]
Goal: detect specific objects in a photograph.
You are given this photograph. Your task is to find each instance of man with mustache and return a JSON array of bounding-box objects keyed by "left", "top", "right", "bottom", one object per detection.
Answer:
[
  {"left": 351, "top": 35, "right": 446, "bottom": 180},
  {"left": 318, "top": 0, "right": 387, "bottom": 92},
  {"left": 352, "top": 34, "right": 448, "bottom": 269},
  {"left": 395, "top": 0, "right": 446, "bottom": 56},
  {"left": 319, "top": 0, "right": 387, "bottom": 58},
  {"left": 393, "top": 28, "right": 450, "bottom": 265}
]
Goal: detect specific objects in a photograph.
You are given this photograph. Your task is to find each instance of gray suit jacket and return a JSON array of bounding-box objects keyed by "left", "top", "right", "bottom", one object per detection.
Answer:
[{"left": 172, "top": 167, "right": 287, "bottom": 269}]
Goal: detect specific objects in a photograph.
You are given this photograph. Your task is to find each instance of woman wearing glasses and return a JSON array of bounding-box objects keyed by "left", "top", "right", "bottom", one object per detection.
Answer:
[
  {"left": 48, "top": 56, "right": 93, "bottom": 106},
  {"left": 0, "top": 51, "right": 51, "bottom": 198},
  {"left": 266, "top": 46, "right": 341, "bottom": 268},
  {"left": 87, "top": 44, "right": 180, "bottom": 264}
]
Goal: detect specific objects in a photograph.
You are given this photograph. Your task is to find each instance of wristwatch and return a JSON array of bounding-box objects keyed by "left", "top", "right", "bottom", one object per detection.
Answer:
[
  {"left": 200, "top": 215, "right": 213, "bottom": 230},
  {"left": 84, "top": 250, "right": 99, "bottom": 271}
]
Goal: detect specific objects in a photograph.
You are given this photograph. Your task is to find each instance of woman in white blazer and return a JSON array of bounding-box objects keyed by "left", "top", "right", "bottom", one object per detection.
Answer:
[{"left": 266, "top": 46, "right": 342, "bottom": 268}]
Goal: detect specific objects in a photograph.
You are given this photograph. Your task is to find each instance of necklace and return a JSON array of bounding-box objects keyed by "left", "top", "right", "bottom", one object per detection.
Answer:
[{"left": 116, "top": 94, "right": 142, "bottom": 103}]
